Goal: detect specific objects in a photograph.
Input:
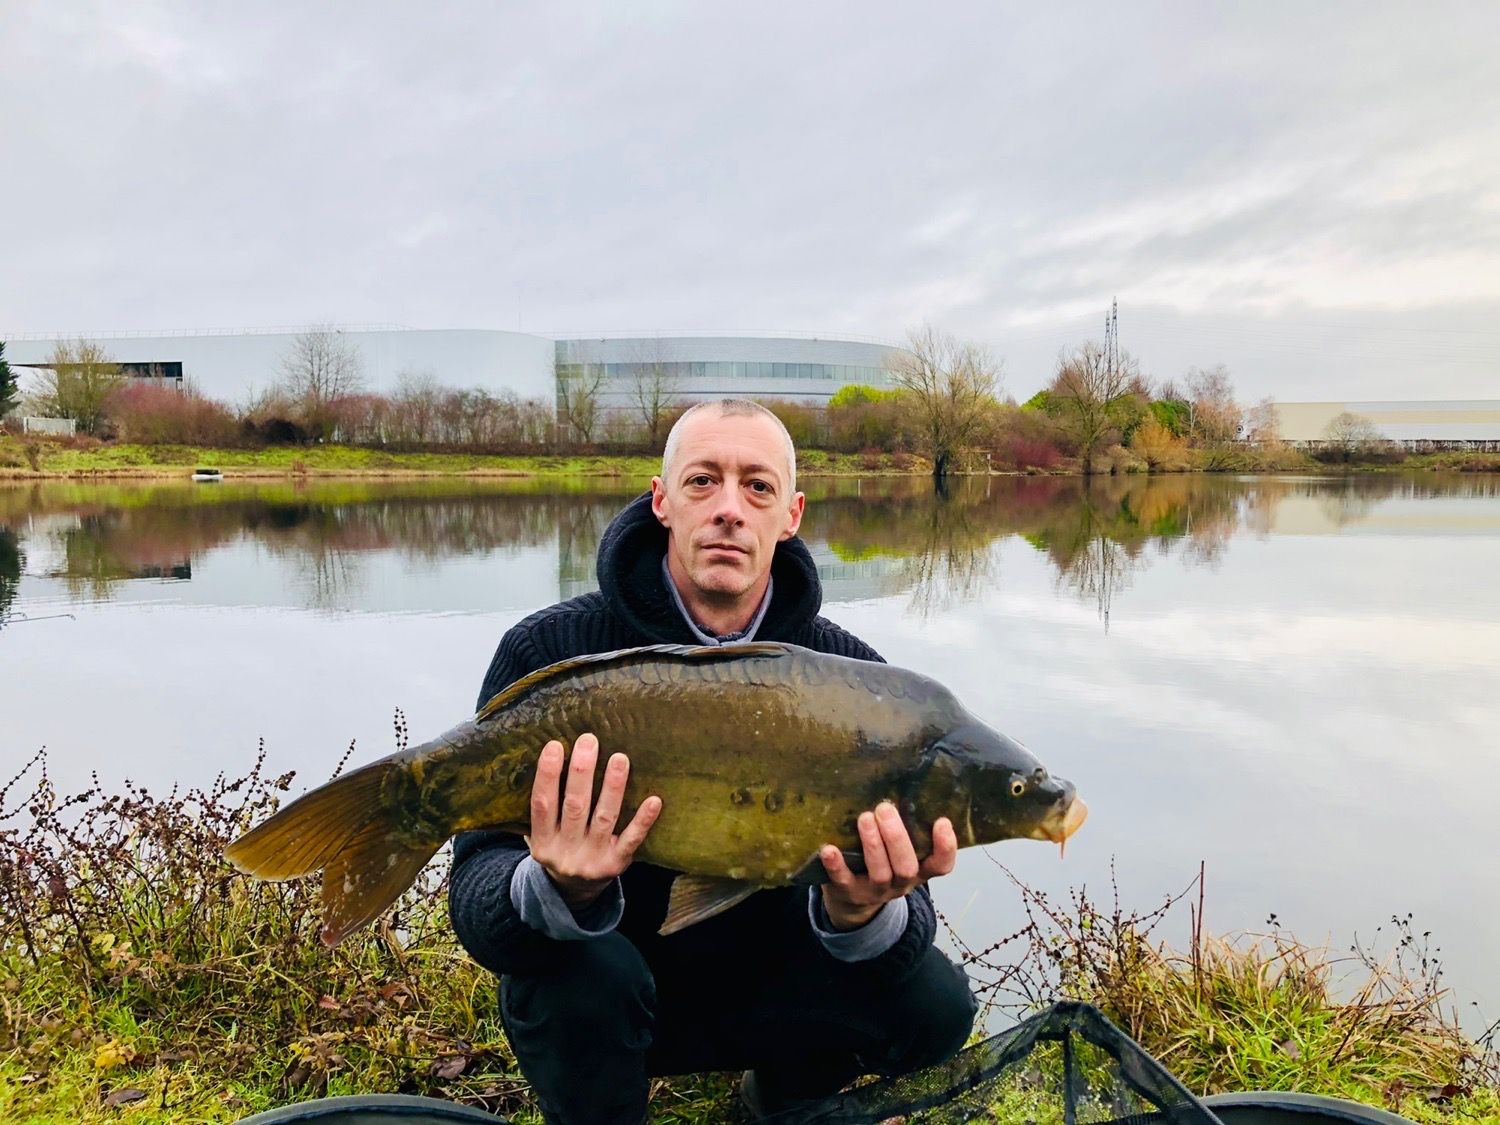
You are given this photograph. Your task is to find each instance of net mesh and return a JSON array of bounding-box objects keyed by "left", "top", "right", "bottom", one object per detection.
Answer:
[{"left": 763, "top": 1001, "right": 1225, "bottom": 1125}]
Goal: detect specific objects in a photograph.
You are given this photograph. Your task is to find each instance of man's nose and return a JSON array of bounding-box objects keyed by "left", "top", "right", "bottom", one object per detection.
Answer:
[{"left": 712, "top": 485, "right": 747, "bottom": 525}]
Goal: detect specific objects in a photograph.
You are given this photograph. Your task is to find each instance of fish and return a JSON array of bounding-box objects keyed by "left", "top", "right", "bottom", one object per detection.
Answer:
[{"left": 224, "top": 642, "right": 1087, "bottom": 946}]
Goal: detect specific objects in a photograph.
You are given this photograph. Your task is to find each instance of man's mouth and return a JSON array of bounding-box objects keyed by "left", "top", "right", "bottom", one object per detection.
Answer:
[{"left": 702, "top": 543, "right": 748, "bottom": 555}]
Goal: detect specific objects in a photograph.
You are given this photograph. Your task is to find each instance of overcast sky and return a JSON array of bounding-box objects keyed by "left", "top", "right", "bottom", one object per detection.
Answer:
[{"left": 2, "top": 1, "right": 1496, "bottom": 401}]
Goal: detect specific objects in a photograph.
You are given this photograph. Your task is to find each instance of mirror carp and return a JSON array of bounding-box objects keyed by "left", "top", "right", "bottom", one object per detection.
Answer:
[{"left": 225, "top": 642, "right": 1087, "bottom": 946}]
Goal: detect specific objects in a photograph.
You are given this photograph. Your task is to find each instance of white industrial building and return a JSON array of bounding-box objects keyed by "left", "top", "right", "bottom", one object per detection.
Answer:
[
  {"left": 1275, "top": 400, "right": 1500, "bottom": 443},
  {"left": 3, "top": 327, "right": 902, "bottom": 410},
  {"left": 556, "top": 335, "right": 898, "bottom": 412}
]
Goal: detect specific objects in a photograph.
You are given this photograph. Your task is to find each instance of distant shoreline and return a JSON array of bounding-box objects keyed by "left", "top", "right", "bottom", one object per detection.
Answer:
[{"left": 2, "top": 435, "right": 1496, "bottom": 480}]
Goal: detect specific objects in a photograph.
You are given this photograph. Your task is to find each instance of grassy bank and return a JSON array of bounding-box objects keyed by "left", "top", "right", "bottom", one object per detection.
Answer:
[
  {"left": 5, "top": 432, "right": 1498, "bottom": 481},
  {"left": 0, "top": 436, "right": 662, "bottom": 480},
  {"left": 0, "top": 436, "right": 928, "bottom": 480},
  {"left": 4, "top": 752, "right": 1494, "bottom": 1123}
]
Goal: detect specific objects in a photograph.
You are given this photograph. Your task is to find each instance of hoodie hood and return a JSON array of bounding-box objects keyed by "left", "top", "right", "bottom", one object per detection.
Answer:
[{"left": 595, "top": 492, "right": 823, "bottom": 644}]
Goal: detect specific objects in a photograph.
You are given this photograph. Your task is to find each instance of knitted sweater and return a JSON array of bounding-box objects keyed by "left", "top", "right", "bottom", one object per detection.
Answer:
[{"left": 447, "top": 492, "right": 939, "bottom": 980}]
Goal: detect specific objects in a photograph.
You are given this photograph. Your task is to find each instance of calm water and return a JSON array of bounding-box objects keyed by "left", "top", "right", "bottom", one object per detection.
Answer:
[{"left": 3, "top": 473, "right": 1498, "bottom": 1027}]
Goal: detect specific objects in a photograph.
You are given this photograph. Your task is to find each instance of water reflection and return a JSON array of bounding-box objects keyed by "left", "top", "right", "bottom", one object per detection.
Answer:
[
  {"left": 3, "top": 472, "right": 1498, "bottom": 1031},
  {"left": 0, "top": 527, "right": 21, "bottom": 627},
  {"left": 1, "top": 473, "right": 1496, "bottom": 619}
]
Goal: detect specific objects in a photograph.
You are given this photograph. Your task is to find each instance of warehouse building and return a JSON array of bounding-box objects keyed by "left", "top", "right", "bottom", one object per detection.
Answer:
[
  {"left": 3, "top": 327, "right": 902, "bottom": 411},
  {"left": 1275, "top": 400, "right": 1500, "bottom": 443}
]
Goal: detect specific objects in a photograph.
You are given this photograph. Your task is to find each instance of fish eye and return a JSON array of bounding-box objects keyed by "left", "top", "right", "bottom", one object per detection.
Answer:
[{"left": 1010, "top": 779, "right": 1026, "bottom": 797}]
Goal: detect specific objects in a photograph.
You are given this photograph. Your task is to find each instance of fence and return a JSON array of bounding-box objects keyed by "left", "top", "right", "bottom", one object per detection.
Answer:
[{"left": 21, "top": 416, "right": 77, "bottom": 436}]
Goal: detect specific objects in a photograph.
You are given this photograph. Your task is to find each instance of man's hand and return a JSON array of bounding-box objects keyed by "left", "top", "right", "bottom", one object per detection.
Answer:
[
  {"left": 526, "top": 733, "right": 662, "bottom": 912},
  {"left": 819, "top": 803, "right": 957, "bottom": 931}
]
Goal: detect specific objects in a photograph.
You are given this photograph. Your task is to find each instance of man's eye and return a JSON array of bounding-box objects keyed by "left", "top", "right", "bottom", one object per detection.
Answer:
[
  {"left": 749, "top": 481, "right": 772, "bottom": 494},
  {"left": 688, "top": 475, "right": 712, "bottom": 486}
]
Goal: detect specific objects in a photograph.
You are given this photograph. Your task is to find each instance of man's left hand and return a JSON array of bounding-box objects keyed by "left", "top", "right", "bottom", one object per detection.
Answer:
[{"left": 819, "top": 803, "right": 957, "bottom": 931}]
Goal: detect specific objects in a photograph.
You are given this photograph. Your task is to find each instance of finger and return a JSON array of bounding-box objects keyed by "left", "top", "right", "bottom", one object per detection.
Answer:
[
  {"left": 819, "top": 844, "right": 854, "bottom": 886},
  {"left": 876, "top": 802, "right": 920, "bottom": 882},
  {"left": 530, "top": 741, "right": 566, "bottom": 838},
  {"left": 858, "top": 810, "right": 892, "bottom": 886},
  {"left": 589, "top": 752, "right": 630, "bottom": 837},
  {"left": 559, "top": 733, "right": 599, "bottom": 834},
  {"left": 920, "top": 817, "right": 959, "bottom": 880},
  {"left": 615, "top": 794, "right": 662, "bottom": 859}
]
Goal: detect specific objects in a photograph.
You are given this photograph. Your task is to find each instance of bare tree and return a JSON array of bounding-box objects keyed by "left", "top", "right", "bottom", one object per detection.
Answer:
[
  {"left": 513, "top": 396, "right": 555, "bottom": 445},
  {"left": 556, "top": 354, "right": 607, "bottom": 445},
  {"left": 1048, "top": 340, "right": 1135, "bottom": 473},
  {"left": 278, "top": 327, "right": 365, "bottom": 441},
  {"left": 1185, "top": 364, "right": 1241, "bottom": 445},
  {"left": 390, "top": 371, "right": 441, "bottom": 444},
  {"left": 627, "top": 339, "right": 681, "bottom": 449},
  {"left": 35, "top": 339, "right": 125, "bottom": 434},
  {"left": 1243, "top": 397, "right": 1282, "bottom": 445},
  {"left": 887, "top": 324, "right": 1002, "bottom": 482},
  {"left": 1323, "top": 411, "right": 1382, "bottom": 461}
]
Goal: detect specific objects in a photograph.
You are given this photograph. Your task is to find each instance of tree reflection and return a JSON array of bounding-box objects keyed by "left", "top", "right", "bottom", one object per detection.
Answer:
[
  {"left": 0, "top": 471, "right": 1486, "bottom": 620},
  {"left": 893, "top": 484, "right": 1003, "bottom": 616},
  {"left": 1038, "top": 483, "right": 1143, "bottom": 631},
  {"left": 0, "top": 527, "right": 22, "bottom": 628}
]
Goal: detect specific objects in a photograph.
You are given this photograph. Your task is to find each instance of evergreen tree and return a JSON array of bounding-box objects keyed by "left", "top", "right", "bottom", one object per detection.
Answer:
[{"left": 0, "top": 341, "right": 17, "bottom": 419}]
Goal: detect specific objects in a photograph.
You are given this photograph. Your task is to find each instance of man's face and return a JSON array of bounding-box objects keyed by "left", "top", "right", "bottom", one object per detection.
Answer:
[{"left": 651, "top": 411, "right": 805, "bottom": 603}]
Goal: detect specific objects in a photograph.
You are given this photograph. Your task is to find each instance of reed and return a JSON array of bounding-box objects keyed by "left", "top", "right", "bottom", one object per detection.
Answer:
[{"left": 3, "top": 752, "right": 1494, "bottom": 1123}]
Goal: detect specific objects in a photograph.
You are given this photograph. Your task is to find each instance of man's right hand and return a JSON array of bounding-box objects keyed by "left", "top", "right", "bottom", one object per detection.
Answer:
[{"left": 526, "top": 732, "right": 662, "bottom": 912}]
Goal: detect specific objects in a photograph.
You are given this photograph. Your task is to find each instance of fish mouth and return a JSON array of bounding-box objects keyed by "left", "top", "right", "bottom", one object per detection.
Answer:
[{"left": 1034, "top": 796, "right": 1089, "bottom": 857}]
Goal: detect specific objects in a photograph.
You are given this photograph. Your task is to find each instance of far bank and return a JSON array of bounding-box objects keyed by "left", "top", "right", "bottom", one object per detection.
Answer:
[{"left": 4, "top": 435, "right": 1498, "bottom": 481}]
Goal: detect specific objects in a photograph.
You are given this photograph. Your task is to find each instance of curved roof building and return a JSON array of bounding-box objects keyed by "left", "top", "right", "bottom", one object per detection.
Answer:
[
  {"left": 556, "top": 335, "right": 898, "bottom": 413},
  {"left": 3, "top": 327, "right": 903, "bottom": 411}
]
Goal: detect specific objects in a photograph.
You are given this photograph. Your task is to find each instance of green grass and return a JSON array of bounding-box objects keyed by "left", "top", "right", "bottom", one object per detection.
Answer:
[
  {"left": 0, "top": 435, "right": 932, "bottom": 480},
  {"left": 1377, "top": 451, "right": 1500, "bottom": 474},
  {"left": 0, "top": 435, "right": 667, "bottom": 479},
  {"left": 5, "top": 432, "right": 1496, "bottom": 482},
  {"left": 3, "top": 755, "right": 1496, "bottom": 1124},
  {"left": 949, "top": 864, "right": 1500, "bottom": 1123}
]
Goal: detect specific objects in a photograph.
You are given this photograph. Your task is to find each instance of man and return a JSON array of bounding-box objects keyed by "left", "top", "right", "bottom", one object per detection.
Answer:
[{"left": 449, "top": 400, "right": 976, "bottom": 1124}]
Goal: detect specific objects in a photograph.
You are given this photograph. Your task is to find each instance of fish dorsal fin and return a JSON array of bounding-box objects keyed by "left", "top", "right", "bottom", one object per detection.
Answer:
[
  {"left": 660, "top": 874, "right": 760, "bottom": 935},
  {"left": 475, "top": 642, "right": 795, "bottom": 723}
]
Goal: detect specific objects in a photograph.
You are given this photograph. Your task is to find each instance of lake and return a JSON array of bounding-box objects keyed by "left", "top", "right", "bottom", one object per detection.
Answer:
[{"left": 2, "top": 472, "right": 1497, "bottom": 1031}]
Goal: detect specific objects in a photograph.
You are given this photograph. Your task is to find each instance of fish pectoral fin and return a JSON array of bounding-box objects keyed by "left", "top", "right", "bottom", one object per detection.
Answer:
[{"left": 659, "top": 875, "right": 759, "bottom": 936}]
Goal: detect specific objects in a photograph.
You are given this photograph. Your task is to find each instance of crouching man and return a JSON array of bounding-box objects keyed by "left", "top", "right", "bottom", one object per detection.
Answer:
[{"left": 450, "top": 400, "right": 976, "bottom": 1123}]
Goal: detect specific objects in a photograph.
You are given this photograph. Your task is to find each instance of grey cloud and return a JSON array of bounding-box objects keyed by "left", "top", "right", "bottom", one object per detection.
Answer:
[{"left": 1, "top": 0, "right": 1496, "bottom": 399}]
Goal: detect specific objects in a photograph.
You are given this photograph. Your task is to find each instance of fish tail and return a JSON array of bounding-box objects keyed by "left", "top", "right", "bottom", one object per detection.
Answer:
[{"left": 223, "top": 759, "right": 439, "bottom": 947}]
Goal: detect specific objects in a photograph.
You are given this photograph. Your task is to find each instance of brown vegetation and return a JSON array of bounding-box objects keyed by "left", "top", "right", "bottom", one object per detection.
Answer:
[
  {"left": 16, "top": 332, "right": 1478, "bottom": 480},
  {"left": 4, "top": 747, "right": 1493, "bottom": 1124}
]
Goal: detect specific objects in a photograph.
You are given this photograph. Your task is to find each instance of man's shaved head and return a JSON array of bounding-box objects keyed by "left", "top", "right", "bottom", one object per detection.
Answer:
[{"left": 661, "top": 399, "right": 797, "bottom": 496}]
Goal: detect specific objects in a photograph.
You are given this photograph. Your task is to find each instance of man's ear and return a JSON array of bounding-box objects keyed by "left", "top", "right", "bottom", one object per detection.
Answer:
[
  {"left": 779, "top": 492, "right": 806, "bottom": 541},
  {"left": 650, "top": 477, "right": 670, "bottom": 526}
]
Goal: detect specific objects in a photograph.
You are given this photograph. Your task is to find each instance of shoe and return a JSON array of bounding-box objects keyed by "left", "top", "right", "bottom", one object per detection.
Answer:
[{"left": 738, "top": 1069, "right": 818, "bottom": 1121}]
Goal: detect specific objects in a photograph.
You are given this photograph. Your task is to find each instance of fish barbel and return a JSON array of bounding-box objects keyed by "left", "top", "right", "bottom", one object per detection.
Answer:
[{"left": 224, "top": 642, "right": 1087, "bottom": 946}]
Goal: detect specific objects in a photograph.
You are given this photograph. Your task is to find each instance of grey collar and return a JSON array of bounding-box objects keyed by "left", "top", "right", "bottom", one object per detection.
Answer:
[{"left": 661, "top": 556, "right": 773, "bottom": 645}]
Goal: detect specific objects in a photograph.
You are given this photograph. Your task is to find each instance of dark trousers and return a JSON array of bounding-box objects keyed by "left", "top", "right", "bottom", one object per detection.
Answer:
[{"left": 499, "top": 931, "right": 977, "bottom": 1125}]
